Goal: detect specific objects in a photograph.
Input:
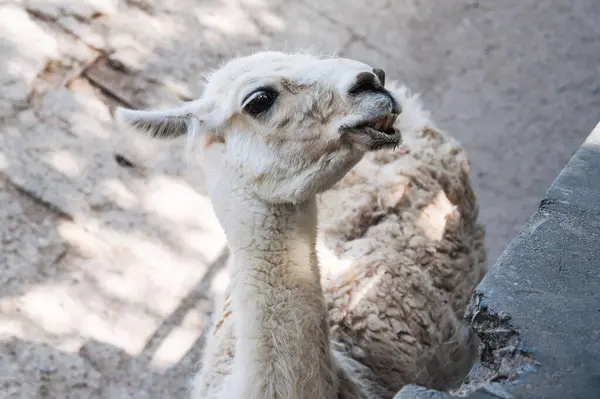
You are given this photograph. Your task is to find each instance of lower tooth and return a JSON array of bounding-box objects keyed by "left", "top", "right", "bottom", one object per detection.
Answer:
[{"left": 384, "top": 115, "right": 393, "bottom": 130}]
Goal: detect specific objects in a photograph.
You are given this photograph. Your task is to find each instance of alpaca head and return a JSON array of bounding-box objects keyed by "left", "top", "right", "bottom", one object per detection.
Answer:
[{"left": 116, "top": 51, "right": 402, "bottom": 204}]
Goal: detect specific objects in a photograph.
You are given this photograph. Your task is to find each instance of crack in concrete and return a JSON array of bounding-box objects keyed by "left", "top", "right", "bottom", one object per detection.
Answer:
[
  {"left": 338, "top": 32, "right": 361, "bottom": 55},
  {"left": 25, "top": 7, "right": 80, "bottom": 41},
  {"left": 25, "top": 7, "right": 105, "bottom": 52},
  {"left": 2, "top": 172, "right": 75, "bottom": 221},
  {"left": 18, "top": 9, "right": 107, "bottom": 110},
  {"left": 296, "top": 0, "right": 403, "bottom": 62},
  {"left": 81, "top": 72, "right": 135, "bottom": 109},
  {"left": 238, "top": 2, "right": 274, "bottom": 41},
  {"left": 26, "top": 55, "right": 101, "bottom": 108},
  {"left": 124, "top": 0, "right": 155, "bottom": 15}
]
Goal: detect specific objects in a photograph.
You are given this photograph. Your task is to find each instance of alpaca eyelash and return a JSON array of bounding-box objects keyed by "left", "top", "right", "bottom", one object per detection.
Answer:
[{"left": 242, "top": 86, "right": 278, "bottom": 107}]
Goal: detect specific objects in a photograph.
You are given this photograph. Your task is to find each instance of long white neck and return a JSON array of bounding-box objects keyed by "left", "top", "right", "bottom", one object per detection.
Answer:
[{"left": 226, "top": 192, "right": 338, "bottom": 399}]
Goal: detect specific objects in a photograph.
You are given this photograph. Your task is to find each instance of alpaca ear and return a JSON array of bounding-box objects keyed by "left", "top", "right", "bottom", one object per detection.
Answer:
[{"left": 115, "top": 100, "right": 204, "bottom": 140}]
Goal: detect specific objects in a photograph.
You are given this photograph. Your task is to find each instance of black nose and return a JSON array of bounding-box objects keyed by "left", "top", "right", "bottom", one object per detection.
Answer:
[
  {"left": 373, "top": 68, "right": 386, "bottom": 86},
  {"left": 349, "top": 72, "right": 383, "bottom": 95}
]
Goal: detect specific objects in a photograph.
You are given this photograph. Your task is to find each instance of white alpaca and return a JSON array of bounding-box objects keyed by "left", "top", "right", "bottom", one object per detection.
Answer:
[{"left": 116, "top": 51, "right": 485, "bottom": 399}]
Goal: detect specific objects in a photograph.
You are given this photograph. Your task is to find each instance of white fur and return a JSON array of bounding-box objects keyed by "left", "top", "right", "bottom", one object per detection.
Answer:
[{"left": 116, "top": 51, "right": 485, "bottom": 399}]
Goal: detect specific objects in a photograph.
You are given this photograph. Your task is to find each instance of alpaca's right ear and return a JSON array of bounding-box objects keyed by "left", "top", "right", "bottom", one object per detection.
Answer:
[{"left": 115, "top": 100, "right": 204, "bottom": 140}]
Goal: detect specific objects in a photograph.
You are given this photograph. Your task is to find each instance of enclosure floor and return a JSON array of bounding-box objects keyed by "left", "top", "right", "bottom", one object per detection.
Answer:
[{"left": 1, "top": 0, "right": 599, "bottom": 397}]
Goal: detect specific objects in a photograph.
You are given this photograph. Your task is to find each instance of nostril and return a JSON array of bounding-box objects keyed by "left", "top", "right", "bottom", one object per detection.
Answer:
[
  {"left": 349, "top": 72, "right": 381, "bottom": 95},
  {"left": 373, "top": 68, "right": 386, "bottom": 86}
]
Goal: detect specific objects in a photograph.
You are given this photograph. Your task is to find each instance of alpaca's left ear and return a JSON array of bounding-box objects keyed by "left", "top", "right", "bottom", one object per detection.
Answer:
[{"left": 115, "top": 100, "right": 205, "bottom": 140}]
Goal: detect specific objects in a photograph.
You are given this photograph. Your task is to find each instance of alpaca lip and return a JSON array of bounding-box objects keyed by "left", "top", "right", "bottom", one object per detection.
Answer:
[
  {"left": 342, "top": 112, "right": 403, "bottom": 150},
  {"left": 354, "top": 113, "right": 399, "bottom": 135}
]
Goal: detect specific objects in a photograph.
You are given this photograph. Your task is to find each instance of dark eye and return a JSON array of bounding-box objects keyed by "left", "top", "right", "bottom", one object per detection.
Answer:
[{"left": 243, "top": 89, "right": 278, "bottom": 116}]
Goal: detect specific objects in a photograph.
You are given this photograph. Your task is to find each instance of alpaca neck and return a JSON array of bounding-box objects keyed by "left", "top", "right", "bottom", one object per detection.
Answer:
[{"left": 227, "top": 194, "right": 337, "bottom": 398}]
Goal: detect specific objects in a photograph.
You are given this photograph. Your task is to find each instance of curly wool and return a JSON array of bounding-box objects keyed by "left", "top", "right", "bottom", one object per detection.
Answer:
[{"left": 318, "top": 83, "right": 487, "bottom": 395}]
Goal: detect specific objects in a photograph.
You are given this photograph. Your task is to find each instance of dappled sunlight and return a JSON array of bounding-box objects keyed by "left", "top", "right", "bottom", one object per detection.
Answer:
[
  {"left": 317, "top": 242, "right": 357, "bottom": 283},
  {"left": 27, "top": 0, "right": 120, "bottom": 17},
  {"left": 0, "top": 0, "right": 433, "bottom": 394},
  {"left": 1, "top": 231, "right": 214, "bottom": 356},
  {"left": 195, "top": 0, "right": 285, "bottom": 38},
  {"left": 95, "top": 178, "right": 138, "bottom": 210},
  {"left": 0, "top": 35, "right": 228, "bottom": 364},
  {"left": 0, "top": 314, "right": 27, "bottom": 341},
  {"left": 210, "top": 266, "right": 231, "bottom": 297},
  {"left": 0, "top": 5, "right": 58, "bottom": 99},
  {"left": 67, "top": 91, "right": 114, "bottom": 128},
  {"left": 0, "top": 280, "right": 154, "bottom": 355},
  {"left": 33, "top": 88, "right": 114, "bottom": 140},
  {"left": 56, "top": 213, "right": 225, "bottom": 314},
  {"left": 103, "top": 3, "right": 183, "bottom": 74},
  {"left": 347, "top": 271, "right": 383, "bottom": 310},
  {"left": 143, "top": 175, "right": 218, "bottom": 227},
  {"left": 140, "top": 174, "right": 227, "bottom": 258},
  {"left": 416, "top": 190, "right": 459, "bottom": 242},
  {"left": 149, "top": 306, "right": 204, "bottom": 371},
  {"left": 206, "top": 262, "right": 232, "bottom": 317},
  {"left": 157, "top": 77, "right": 196, "bottom": 101},
  {"left": 45, "top": 149, "right": 83, "bottom": 177},
  {"left": 1, "top": 267, "right": 159, "bottom": 351},
  {"left": 18, "top": 287, "right": 78, "bottom": 337},
  {"left": 2, "top": 151, "right": 227, "bottom": 360}
]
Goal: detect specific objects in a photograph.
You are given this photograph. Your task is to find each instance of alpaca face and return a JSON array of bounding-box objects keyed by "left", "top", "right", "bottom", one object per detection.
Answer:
[{"left": 116, "top": 52, "right": 403, "bottom": 203}]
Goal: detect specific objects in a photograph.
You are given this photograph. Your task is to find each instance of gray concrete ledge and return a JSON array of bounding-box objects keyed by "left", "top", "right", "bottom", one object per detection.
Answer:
[
  {"left": 396, "top": 122, "right": 600, "bottom": 399},
  {"left": 473, "top": 120, "right": 600, "bottom": 398}
]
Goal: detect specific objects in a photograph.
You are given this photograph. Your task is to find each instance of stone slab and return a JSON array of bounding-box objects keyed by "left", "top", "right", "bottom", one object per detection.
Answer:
[
  {"left": 394, "top": 383, "right": 512, "bottom": 399},
  {"left": 472, "top": 120, "right": 600, "bottom": 398},
  {"left": 392, "top": 121, "right": 600, "bottom": 398}
]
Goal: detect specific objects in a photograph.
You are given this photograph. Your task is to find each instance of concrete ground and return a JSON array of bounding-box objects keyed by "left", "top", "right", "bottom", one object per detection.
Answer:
[{"left": 0, "top": 0, "right": 599, "bottom": 397}]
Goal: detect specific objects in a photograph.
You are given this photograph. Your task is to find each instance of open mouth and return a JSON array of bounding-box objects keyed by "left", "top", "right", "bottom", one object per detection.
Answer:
[
  {"left": 355, "top": 113, "right": 399, "bottom": 135},
  {"left": 343, "top": 112, "right": 403, "bottom": 151}
]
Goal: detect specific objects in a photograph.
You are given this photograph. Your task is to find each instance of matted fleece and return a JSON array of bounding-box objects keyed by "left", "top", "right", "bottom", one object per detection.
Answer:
[{"left": 317, "top": 84, "right": 488, "bottom": 395}]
